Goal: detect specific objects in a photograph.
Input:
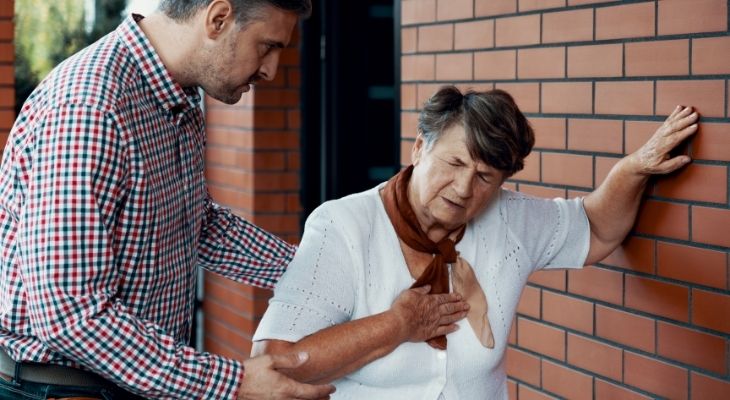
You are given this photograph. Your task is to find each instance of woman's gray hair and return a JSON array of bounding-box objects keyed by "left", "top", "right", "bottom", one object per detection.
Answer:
[
  {"left": 159, "top": 0, "right": 311, "bottom": 26},
  {"left": 417, "top": 85, "right": 535, "bottom": 177}
]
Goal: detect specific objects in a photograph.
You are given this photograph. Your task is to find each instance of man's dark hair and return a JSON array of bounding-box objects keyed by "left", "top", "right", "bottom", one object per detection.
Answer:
[
  {"left": 159, "top": 0, "right": 312, "bottom": 26},
  {"left": 418, "top": 86, "right": 535, "bottom": 177}
]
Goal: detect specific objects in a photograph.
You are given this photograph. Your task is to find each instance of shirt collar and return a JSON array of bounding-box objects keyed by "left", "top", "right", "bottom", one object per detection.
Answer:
[{"left": 117, "top": 14, "right": 201, "bottom": 122}]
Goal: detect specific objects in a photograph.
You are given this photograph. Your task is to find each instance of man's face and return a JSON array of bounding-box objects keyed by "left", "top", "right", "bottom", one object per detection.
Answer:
[{"left": 199, "top": 5, "right": 297, "bottom": 104}]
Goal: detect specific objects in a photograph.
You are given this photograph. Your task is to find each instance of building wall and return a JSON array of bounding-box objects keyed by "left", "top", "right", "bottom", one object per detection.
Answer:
[
  {"left": 0, "top": 0, "right": 13, "bottom": 153},
  {"left": 202, "top": 29, "right": 302, "bottom": 361},
  {"left": 400, "top": 0, "right": 730, "bottom": 398}
]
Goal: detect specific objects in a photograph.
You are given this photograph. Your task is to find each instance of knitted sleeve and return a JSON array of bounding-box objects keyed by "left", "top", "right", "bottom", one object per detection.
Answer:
[{"left": 253, "top": 201, "right": 357, "bottom": 343}]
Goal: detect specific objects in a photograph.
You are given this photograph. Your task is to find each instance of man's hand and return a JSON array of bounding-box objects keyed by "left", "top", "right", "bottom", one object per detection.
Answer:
[
  {"left": 629, "top": 105, "right": 699, "bottom": 176},
  {"left": 238, "top": 352, "right": 335, "bottom": 400},
  {"left": 389, "top": 285, "right": 469, "bottom": 343}
]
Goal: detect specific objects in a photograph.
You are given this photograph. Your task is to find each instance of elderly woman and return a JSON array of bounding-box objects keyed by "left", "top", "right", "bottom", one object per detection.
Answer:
[{"left": 252, "top": 86, "right": 698, "bottom": 399}]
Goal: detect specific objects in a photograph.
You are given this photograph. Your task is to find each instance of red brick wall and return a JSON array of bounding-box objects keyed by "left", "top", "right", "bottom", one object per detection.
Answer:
[
  {"left": 202, "top": 29, "right": 302, "bottom": 361},
  {"left": 0, "top": 0, "right": 13, "bottom": 154},
  {"left": 401, "top": 0, "right": 730, "bottom": 398}
]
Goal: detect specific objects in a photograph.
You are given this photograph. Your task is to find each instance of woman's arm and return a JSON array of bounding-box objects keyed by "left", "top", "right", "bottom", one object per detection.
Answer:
[
  {"left": 583, "top": 105, "right": 699, "bottom": 265},
  {"left": 252, "top": 285, "right": 468, "bottom": 384}
]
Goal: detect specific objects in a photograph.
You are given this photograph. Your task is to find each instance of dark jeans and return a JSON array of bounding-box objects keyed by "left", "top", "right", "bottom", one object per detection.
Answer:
[{"left": 0, "top": 375, "right": 146, "bottom": 400}]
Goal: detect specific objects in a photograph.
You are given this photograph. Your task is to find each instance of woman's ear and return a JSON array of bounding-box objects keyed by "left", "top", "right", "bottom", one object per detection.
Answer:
[
  {"left": 411, "top": 133, "right": 425, "bottom": 165},
  {"left": 204, "top": 0, "right": 234, "bottom": 39}
]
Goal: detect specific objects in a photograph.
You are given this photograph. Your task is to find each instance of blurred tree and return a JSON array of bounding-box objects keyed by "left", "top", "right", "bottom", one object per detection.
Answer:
[{"left": 14, "top": 0, "right": 126, "bottom": 114}]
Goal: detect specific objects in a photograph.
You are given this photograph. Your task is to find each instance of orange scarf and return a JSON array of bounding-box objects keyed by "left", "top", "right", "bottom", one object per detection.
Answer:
[{"left": 382, "top": 165, "right": 494, "bottom": 350}]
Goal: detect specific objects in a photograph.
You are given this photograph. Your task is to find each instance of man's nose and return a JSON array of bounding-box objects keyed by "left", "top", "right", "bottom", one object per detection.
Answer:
[{"left": 258, "top": 52, "right": 281, "bottom": 81}]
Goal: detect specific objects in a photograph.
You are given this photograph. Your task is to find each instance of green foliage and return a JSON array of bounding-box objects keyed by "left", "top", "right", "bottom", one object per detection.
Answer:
[{"left": 14, "top": 0, "right": 126, "bottom": 113}]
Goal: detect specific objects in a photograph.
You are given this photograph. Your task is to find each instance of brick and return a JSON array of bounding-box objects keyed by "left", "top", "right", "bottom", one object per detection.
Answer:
[
  {"left": 568, "top": 44, "right": 623, "bottom": 78},
  {"left": 658, "top": 322, "right": 727, "bottom": 374},
  {"left": 692, "top": 289, "right": 730, "bottom": 334},
  {"left": 401, "top": 84, "right": 417, "bottom": 110},
  {"left": 691, "top": 372, "right": 730, "bottom": 399},
  {"left": 542, "top": 8, "right": 593, "bottom": 44},
  {"left": 527, "top": 269, "right": 565, "bottom": 291},
  {"left": 543, "top": 291, "right": 593, "bottom": 334},
  {"left": 626, "top": 275, "right": 689, "bottom": 322},
  {"left": 693, "top": 37, "right": 730, "bottom": 75},
  {"left": 568, "top": 266, "right": 623, "bottom": 305},
  {"left": 517, "top": 285, "right": 541, "bottom": 319},
  {"left": 541, "top": 82, "right": 593, "bottom": 114},
  {"left": 285, "top": 152, "right": 299, "bottom": 171},
  {"left": 286, "top": 68, "right": 300, "bottom": 87},
  {"left": 495, "top": 82, "right": 539, "bottom": 113},
  {"left": 200, "top": 108, "right": 253, "bottom": 129},
  {"left": 251, "top": 214, "right": 300, "bottom": 235},
  {"left": 568, "top": 119, "right": 622, "bottom": 153},
  {"left": 518, "top": 47, "right": 565, "bottom": 79},
  {"left": 657, "top": 80, "right": 725, "bottom": 118},
  {"left": 0, "top": 43, "right": 13, "bottom": 62},
  {"left": 455, "top": 20, "right": 494, "bottom": 50},
  {"left": 474, "top": 50, "right": 516, "bottom": 80},
  {"left": 596, "top": 2, "right": 655, "bottom": 40},
  {"left": 595, "top": 81, "right": 654, "bottom": 116},
  {"left": 401, "top": 138, "right": 415, "bottom": 165},
  {"left": 506, "top": 347, "right": 541, "bottom": 386},
  {"left": 285, "top": 109, "right": 299, "bottom": 129},
  {"left": 657, "top": 242, "right": 727, "bottom": 290},
  {"left": 635, "top": 200, "right": 689, "bottom": 240},
  {"left": 518, "top": 317, "right": 566, "bottom": 361},
  {"left": 475, "top": 0, "right": 516, "bottom": 17},
  {"left": 542, "top": 152, "right": 593, "bottom": 188},
  {"left": 519, "top": 385, "right": 560, "bottom": 400},
  {"left": 0, "top": 87, "right": 13, "bottom": 107},
  {"left": 278, "top": 47, "right": 300, "bottom": 66},
  {"left": 654, "top": 164, "right": 726, "bottom": 204},
  {"left": 509, "top": 319, "right": 517, "bottom": 345},
  {"left": 594, "top": 156, "right": 620, "bottom": 187},
  {"left": 401, "top": 112, "right": 419, "bottom": 139},
  {"left": 0, "top": 1, "right": 13, "bottom": 18},
  {"left": 692, "top": 206, "right": 730, "bottom": 248},
  {"left": 519, "top": 184, "right": 565, "bottom": 199},
  {"left": 626, "top": 39, "right": 689, "bottom": 77},
  {"left": 205, "top": 147, "right": 285, "bottom": 170},
  {"left": 437, "top": 0, "right": 473, "bottom": 21},
  {"left": 418, "top": 24, "right": 453, "bottom": 52},
  {"left": 624, "top": 352, "right": 689, "bottom": 400},
  {"left": 495, "top": 14, "right": 541, "bottom": 47},
  {"left": 602, "top": 236, "right": 654, "bottom": 274},
  {"left": 402, "top": 0, "right": 436, "bottom": 25},
  {"left": 596, "top": 305, "right": 655, "bottom": 352},
  {"left": 401, "top": 27, "right": 417, "bottom": 54},
  {"left": 253, "top": 89, "right": 299, "bottom": 107},
  {"left": 595, "top": 379, "right": 652, "bottom": 400},
  {"left": 658, "top": 0, "right": 727, "bottom": 35},
  {"left": 568, "top": 334, "right": 622, "bottom": 381},
  {"left": 0, "top": 65, "right": 13, "bottom": 85},
  {"left": 625, "top": 120, "right": 662, "bottom": 154},
  {"left": 541, "top": 359, "right": 593, "bottom": 400},
  {"left": 508, "top": 380, "right": 517, "bottom": 399},
  {"left": 569, "top": 0, "right": 616, "bottom": 4},
  {"left": 436, "top": 53, "right": 472, "bottom": 81},
  {"left": 401, "top": 54, "right": 435, "bottom": 81},
  {"left": 519, "top": 0, "right": 564, "bottom": 12},
  {"left": 0, "top": 21, "right": 12, "bottom": 41},
  {"left": 531, "top": 117, "right": 566, "bottom": 150},
  {"left": 693, "top": 122, "right": 730, "bottom": 161}
]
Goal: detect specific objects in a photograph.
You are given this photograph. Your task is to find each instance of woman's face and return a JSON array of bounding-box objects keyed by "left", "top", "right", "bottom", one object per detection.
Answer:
[{"left": 409, "top": 124, "right": 505, "bottom": 232}]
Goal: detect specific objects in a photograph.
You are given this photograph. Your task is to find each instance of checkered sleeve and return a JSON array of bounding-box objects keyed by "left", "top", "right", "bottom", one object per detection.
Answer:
[
  {"left": 197, "top": 197, "right": 296, "bottom": 289},
  {"left": 19, "top": 103, "right": 244, "bottom": 399}
]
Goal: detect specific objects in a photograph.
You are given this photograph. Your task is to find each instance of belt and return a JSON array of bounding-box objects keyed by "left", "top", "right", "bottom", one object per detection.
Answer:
[{"left": 0, "top": 348, "right": 112, "bottom": 388}]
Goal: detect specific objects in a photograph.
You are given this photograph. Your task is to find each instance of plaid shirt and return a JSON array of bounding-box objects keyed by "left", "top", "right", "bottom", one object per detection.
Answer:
[{"left": 0, "top": 15, "right": 295, "bottom": 399}]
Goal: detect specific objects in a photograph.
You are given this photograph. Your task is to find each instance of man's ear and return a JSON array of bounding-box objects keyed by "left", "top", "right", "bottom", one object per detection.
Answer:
[
  {"left": 204, "top": 0, "right": 234, "bottom": 39},
  {"left": 411, "top": 133, "right": 425, "bottom": 166}
]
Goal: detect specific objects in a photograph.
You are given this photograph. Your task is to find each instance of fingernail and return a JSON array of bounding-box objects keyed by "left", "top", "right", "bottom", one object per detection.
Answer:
[{"left": 298, "top": 352, "right": 309, "bottom": 362}]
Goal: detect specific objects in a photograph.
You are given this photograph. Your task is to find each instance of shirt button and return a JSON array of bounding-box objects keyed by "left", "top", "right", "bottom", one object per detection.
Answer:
[{"left": 437, "top": 351, "right": 447, "bottom": 360}]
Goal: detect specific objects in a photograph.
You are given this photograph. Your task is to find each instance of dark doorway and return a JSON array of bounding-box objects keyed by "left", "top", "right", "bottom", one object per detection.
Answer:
[{"left": 300, "top": 0, "right": 400, "bottom": 218}]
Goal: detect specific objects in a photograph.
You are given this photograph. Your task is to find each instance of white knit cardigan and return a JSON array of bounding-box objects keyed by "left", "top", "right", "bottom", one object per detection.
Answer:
[{"left": 254, "top": 184, "right": 590, "bottom": 400}]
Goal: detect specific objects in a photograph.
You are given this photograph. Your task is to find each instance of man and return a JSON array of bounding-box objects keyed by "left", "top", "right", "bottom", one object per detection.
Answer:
[{"left": 2, "top": 1, "right": 335, "bottom": 398}]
